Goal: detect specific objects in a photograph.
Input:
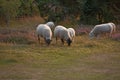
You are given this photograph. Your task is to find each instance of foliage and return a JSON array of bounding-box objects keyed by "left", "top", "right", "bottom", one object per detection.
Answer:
[
  {"left": 0, "top": 0, "right": 119, "bottom": 26},
  {"left": 34, "top": 0, "right": 82, "bottom": 23},
  {"left": 80, "top": 0, "right": 116, "bottom": 24},
  {"left": 0, "top": 0, "right": 20, "bottom": 26},
  {"left": 17, "top": 0, "right": 36, "bottom": 17},
  {"left": 0, "top": 0, "right": 38, "bottom": 26},
  {"left": 35, "top": 0, "right": 119, "bottom": 24}
]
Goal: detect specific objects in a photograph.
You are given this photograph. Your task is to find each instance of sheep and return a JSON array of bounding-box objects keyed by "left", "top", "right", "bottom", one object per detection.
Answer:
[
  {"left": 54, "top": 25, "right": 72, "bottom": 46},
  {"left": 109, "top": 22, "right": 116, "bottom": 33},
  {"left": 89, "top": 22, "right": 116, "bottom": 39},
  {"left": 67, "top": 28, "right": 75, "bottom": 41},
  {"left": 46, "top": 21, "right": 55, "bottom": 31},
  {"left": 36, "top": 24, "right": 52, "bottom": 45}
]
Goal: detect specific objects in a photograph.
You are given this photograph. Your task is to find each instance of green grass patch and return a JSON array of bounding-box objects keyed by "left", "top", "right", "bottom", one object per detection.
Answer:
[{"left": 0, "top": 59, "right": 18, "bottom": 65}]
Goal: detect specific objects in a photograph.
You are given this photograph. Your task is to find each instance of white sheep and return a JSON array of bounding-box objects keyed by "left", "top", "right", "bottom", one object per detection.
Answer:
[
  {"left": 36, "top": 24, "right": 52, "bottom": 45},
  {"left": 89, "top": 22, "right": 116, "bottom": 39},
  {"left": 67, "top": 28, "right": 75, "bottom": 41},
  {"left": 54, "top": 25, "right": 72, "bottom": 46},
  {"left": 109, "top": 22, "right": 116, "bottom": 32},
  {"left": 46, "top": 21, "right": 55, "bottom": 30}
]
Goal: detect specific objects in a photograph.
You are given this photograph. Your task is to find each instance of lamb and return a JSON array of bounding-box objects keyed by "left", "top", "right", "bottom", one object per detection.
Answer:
[
  {"left": 67, "top": 28, "right": 75, "bottom": 41},
  {"left": 54, "top": 25, "right": 72, "bottom": 46},
  {"left": 36, "top": 24, "right": 52, "bottom": 45},
  {"left": 46, "top": 21, "right": 55, "bottom": 30},
  {"left": 89, "top": 22, "right": 116, "bottom": 39}
]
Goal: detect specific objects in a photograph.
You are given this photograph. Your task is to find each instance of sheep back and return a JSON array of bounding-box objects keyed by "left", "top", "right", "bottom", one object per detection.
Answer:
[
  {"left": 54, "top": 26, "right": 70, "bottom": 40},
  {"left": 68, "top": 28, "right": 75, "bottom": 38},
  {"left": 46, "top": 22, "right": 55, "bottom": 30},
  {"left": 54, "top": 25, "right": 72, "bottom": 46}
]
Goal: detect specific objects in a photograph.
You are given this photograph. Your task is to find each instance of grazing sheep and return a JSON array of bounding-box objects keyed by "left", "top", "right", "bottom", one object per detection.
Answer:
[
  {"left": 89, "top": 22, "right": 116, "bottom": 39},
  {"left": 46, "top": 21, "right": 55, "bottom": 30},
  {"left": 36, "top": 24, "right": 52, "bottom": 45},
  {"left": 54, "top": 25, "right": 72, "bottom": 46},
  {"left": 68, "top": 28, "right": 75, "bottom": 41}
]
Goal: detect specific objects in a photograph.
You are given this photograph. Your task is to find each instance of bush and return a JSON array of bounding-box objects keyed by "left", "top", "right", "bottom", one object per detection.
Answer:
[{"left": 0, "top": 29, "right": 36, "bottom": 44}]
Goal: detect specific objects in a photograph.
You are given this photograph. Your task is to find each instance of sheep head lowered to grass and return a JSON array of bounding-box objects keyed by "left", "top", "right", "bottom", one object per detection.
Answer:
[
  {"left": 89, "top": 22, "right": 116, "bottom": 39},
  {"left": 54, "top": 25, "right": 72, "bottom": 46},
  {"left": 36, "top": 24, "right": 52, "bottom": 45}
]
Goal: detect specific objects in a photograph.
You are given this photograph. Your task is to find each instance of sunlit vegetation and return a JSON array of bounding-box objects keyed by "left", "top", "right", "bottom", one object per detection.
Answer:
[
  {"left": 0, "top": 0, "right": 120, "bottom": 27},
  {"left": 0, "top": 0, "right": 120, "bottom": 80},
  {"left": 0, "top": 25, "right": 120, "bottom": 80}
]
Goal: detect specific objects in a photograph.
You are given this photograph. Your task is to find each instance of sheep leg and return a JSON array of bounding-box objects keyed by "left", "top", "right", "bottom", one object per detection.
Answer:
[
  {"left": 38, "top": 35, "right": 40, "bottom": 44},
  {"left": 109, "top": 26, "right": 114, "bottom": 37},
  {"left": 109, "top": 30, "right": 113, "bottom": 37},
  {"left": 61, "top": 39, "right": 64, "bottom": 45},
  {"left": 56, "top": 37, "right": 57, "bottom": 44}
]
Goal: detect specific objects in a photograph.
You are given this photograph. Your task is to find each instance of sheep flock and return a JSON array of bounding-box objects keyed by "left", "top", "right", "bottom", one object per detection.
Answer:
[{"left": 36, "top": 22, "right": 117, "bottom": 46}]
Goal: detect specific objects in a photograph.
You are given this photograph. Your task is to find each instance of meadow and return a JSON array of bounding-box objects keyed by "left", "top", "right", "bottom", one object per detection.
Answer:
[{"left": 0, "top": 17, "right": 120, "bottom": 80}]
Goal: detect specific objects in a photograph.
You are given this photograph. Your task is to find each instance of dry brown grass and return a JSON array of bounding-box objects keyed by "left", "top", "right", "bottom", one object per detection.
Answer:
[
  {"left": 0, "top": 34, "right": 120, "bottom": 80},
  {"left": 0, "top": 17, "right": 120, "bottom": 80}
]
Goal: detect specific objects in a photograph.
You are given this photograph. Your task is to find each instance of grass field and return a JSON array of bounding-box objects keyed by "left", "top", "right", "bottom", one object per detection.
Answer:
[
  {"left": 0, "top": 32, "right": 120, "bottom": 80},
  {"left": 0, "top": 18, "right": 120, "bottom": 80}
]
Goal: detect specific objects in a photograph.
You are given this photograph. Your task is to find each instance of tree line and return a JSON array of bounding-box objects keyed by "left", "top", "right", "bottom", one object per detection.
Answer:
[{"left": 0, "top": 0, "right": 120, "bottom": 27}]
